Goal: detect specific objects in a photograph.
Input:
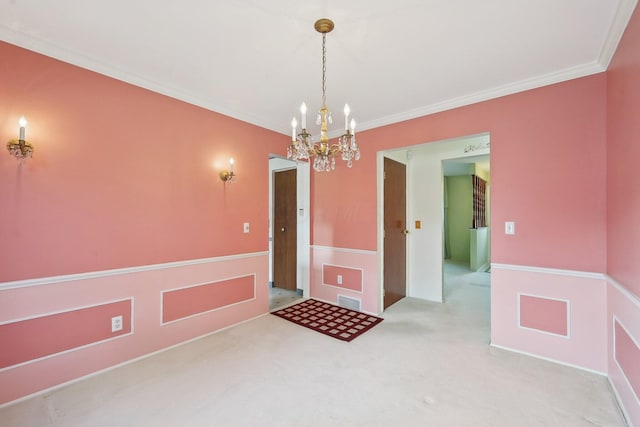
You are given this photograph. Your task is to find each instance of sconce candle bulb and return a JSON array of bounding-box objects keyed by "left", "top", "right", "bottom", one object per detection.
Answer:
[
  {"left": 19, "top": 117, "right": 27, "bottom": 140},
  {"left": 219, "top": 157, "right": 236, "bottom": 182},
  {"left": 7, "top": 116, "right": 34, "bottom": 160}
]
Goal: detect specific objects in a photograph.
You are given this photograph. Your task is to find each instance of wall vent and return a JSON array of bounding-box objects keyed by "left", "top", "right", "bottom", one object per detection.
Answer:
[{"left": 337, "top": 295, "right": 361, "bottom": 311}]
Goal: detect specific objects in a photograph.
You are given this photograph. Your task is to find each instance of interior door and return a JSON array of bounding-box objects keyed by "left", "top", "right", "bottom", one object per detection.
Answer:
[
  {"left": 273, "top": 168, "right": 297, "bottom": 291},
  {"left": 383, "top": 157, "right": 407, "bottom": 309}
]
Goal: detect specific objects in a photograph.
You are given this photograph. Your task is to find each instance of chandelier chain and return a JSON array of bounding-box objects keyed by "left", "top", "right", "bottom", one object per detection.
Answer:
[{"left": 321, "top": 32, "right": 327, "bottom": 108}]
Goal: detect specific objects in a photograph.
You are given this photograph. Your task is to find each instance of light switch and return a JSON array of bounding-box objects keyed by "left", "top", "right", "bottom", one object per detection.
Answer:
[
  {"left": 243, "top": 222, "right": 250, "bottom": 233},
  {"left": 505, "top": 221, "right": 515, "bottom": 235}
]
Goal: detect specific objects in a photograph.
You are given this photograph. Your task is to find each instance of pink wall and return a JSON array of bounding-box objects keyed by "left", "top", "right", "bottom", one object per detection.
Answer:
[
  {"left": 0, "top": 41, "right": 283, "bottom": 283},
  {"left": 0, "top": 42, "right": 278, "bottom": 405},
  {"left": 607, "top": 4, "right": 640, "bottom": 297},
  {"left": 491, "top": 267, "right": 607, "bottom": 373},
  {"left": 322, "top": 264, "right": 363, "bottom": 292},
  {"left": 606, "top": 4, "right": 640, "bottom": 424},
  {"left": 608, "top": 280, "right": 640, "bottom": 425},
  {"left": 0, "top": 299, "right": 132, "bottom": 369},
  {"left": 312, "top": 74, "right": 607, "bottom": 273},
  {"left": 0, "top": 11, "right": 635, "bottom": 413},
  {"left": 0, "top": 254, "right": 268, "bottom": 404},
  {"left": 519, "top": 294, "right": 568, "bottom": 337},
  {"left": 162, "top": 275, "right": 255, "bottom": 323},
  {"left": 311, "top": 247, "right": 378, "bottom": 314}
]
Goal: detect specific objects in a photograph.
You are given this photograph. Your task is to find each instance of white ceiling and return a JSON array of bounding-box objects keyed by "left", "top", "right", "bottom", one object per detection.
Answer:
[{"left": 0, "top": 1, "right": 636, "bottom": 137}]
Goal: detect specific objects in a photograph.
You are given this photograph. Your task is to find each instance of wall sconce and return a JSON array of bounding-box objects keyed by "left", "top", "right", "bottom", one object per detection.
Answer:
[
  {"left": 219, "top": 157, "right": 235, "bottom": 182},
  {"left": 7, "top": 117, "right": 34, "bottom": 160}
]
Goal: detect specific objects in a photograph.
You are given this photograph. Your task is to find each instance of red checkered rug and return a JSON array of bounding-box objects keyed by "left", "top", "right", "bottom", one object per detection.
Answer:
[{"left": 271, "top": 299, "right": 383, "bottom": 342}]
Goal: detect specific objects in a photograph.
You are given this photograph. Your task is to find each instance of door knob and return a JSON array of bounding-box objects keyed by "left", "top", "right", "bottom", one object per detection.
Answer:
[
  {"left": 402, "top": 229, "right": 409, "bottom": 235},
  {"left": 281, "top": 227, "right": 286, "bottom": 232}
]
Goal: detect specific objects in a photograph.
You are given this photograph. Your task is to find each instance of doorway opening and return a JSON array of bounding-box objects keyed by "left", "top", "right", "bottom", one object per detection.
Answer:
[
  {"left": 442, "top": 154, "right": 491, "bottom": 300},
  {"left": 377, "top": 133, "right": 490, "bottom": 313},
  {"left": 268, "top": 156, "right": 310, "bottom": 311}
]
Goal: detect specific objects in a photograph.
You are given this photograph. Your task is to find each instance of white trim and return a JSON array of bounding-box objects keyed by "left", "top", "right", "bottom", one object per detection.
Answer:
[
  {"left": 0, "top": 24, "right": 614, "bottom": 139},
  {"left": 489, "top": 343, "right": 607, "bottom": 376},
  {"left": 517, "top": 293, "right": 571, "bottom": 339},
  {"left": 0, "top": 26, "right": 280, "bottom": 135},
  {"left": 321, "top": 263, "right": 364, "bottom": 294},
  {"left": 353, "top": 62, "right": 605, "bottom": 135},
  {"left": 598, "top": 0, "right": 639, "bottom": 69},
  {"left": 0, "top": 298, "right": 134, "bottom": 373},
  {"left": 160, "top": 274, "right": 257, "bottom": 325},
  {"left": 0, "top": 251, "right": 269, "bottom": 291},
  {"left": 607, "top": 276, "right": 640, "bottom": 309},
  {"left": 613, "top": 316, "right": 640, "bottom": 407},
  {"left": 0, "top": 311, "right": 269, "bottom": 410},
  {"left": 477, "top": 262, "right": 491, "bottom": 273},
  {"left": 311, "top": 245, "right": 377, "bottom": 256},
  {"left": 491, "top": 263, "right": 605, "bottom": 280},
  {"left": 607, "top": 375, "right": 633, "bottom": 427}
]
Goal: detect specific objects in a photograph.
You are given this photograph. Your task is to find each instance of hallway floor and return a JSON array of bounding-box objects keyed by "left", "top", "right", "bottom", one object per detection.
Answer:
[
  {"left": 0, "top": 263, "right": 625, "bottom": 426},
  {"left": 269, "top": 285, "right": 302, "bottom": 311}
]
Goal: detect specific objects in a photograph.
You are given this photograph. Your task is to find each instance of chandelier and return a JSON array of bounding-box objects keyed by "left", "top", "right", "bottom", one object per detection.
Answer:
[{"left": 288, "top": 18, "right": 360, "bottom": 172}]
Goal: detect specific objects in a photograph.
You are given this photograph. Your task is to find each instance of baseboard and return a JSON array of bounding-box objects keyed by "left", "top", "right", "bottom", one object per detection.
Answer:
[
  {"left": 607, "top": 375, "right": 632, "bottom": 427},
  {"left": 489, "top": 342, "right": 607, "bottom": 377}
]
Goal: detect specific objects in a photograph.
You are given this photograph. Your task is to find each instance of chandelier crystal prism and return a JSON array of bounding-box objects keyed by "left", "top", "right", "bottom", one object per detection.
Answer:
[{"left": 287, "top": 18, "right": 360, "bottom": 172}]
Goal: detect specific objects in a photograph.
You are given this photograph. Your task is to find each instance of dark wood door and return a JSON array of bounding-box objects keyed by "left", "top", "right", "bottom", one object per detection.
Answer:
[
  {"left": 273, "top": 169, "right": 297, "bottom": 291},
  {"left": 384, "top": 157, "right": 407, "bottom": 309}
]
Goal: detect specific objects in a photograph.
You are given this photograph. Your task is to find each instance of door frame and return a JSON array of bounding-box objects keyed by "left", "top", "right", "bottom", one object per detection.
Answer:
[
  {"left": 268, "top": 155, "right": 310, "bottom": 297},
  {"left": 376, "top": 133, "right": 490, "bottom": 312}
]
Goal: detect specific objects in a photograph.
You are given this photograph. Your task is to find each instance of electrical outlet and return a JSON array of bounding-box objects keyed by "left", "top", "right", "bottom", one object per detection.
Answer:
[
  {"left": 111, "top": 315, "right": 123, "bottom": 332},
  {"left": 337, "top": 275, "right": 343, "bottom": 285},
  {"left": 243, "top": 222, "right": 250, "bottom": 233}
]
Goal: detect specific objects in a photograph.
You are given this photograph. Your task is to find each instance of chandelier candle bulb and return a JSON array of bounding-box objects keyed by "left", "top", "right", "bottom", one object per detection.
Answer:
[
  {"left": 291, "top": 117, "right": 297, "bottom": 141},
  {"left": 344, "top": 104, "right": 350, "bottom": 130},
  {"left": 19, "top": 116, "right": 27, "bottom": 140},
  {"left": 300, "top": 102, "right": 307, "bottom": 129}
]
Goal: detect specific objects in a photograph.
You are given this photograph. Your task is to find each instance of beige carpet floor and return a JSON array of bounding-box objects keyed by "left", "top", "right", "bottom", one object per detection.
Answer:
[{"left": 0, "top": 262, "right": 625, "bottom": 426}]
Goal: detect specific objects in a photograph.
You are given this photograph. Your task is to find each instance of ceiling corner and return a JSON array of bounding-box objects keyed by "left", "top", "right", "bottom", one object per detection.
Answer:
[{"left": 598, "top": 0, "right": 638, "bottom": 69}]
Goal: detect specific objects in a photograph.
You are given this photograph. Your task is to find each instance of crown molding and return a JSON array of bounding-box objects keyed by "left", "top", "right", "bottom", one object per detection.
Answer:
[
  {"left": 352, "top": 61, "right": 606, "bottom": 135},
  {"left": 3, "top": 0, "right": 635, "bottom": 139},
  {"left": 0, "top": 25, "right": 281, "bottom": 133},
  {"left": 598, "top": 0, "right": 638, "bottom": 69}
]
